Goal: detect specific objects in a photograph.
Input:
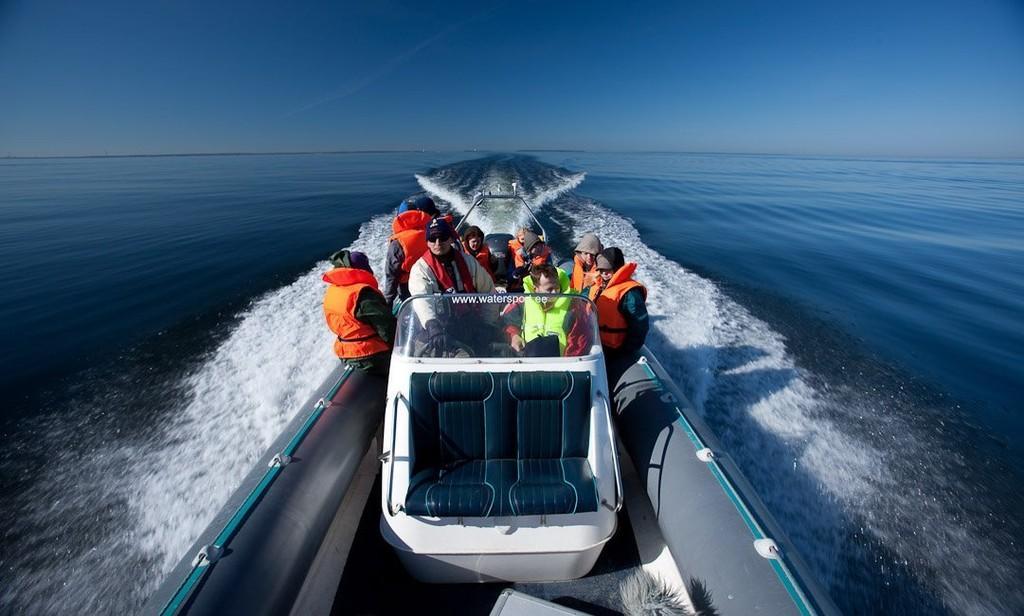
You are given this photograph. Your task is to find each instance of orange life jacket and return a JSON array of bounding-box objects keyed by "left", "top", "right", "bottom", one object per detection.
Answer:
[
  {"left": 570, "top": 254, "right": 598, "bottom": 292},
  {"left": 511, "top": 241, "right": 552, "bottom": 268},
  {"left": 389, "top": 210, "right": 432, "bottom": 284},
  {"left": 508, "top": 237, "right": 523, "bottom": 262},
  {"left": 445, "top": 214, "right": 466, "bottom": 251},
  {"left": 442, "top": 213, "right": 458, "bottom": 234},
  {"left": 468, "top": 243, "right": 495, "bottom": 280},
  {"left": 588, "top": 262, "right": 646, "bottom": 349},
  {"left": 322, "top": 267, "right": 391, "bottom": 359}
]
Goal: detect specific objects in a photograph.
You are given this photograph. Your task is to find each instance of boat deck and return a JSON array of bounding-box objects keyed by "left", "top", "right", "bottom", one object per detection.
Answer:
[{"left": 331, "top": 475, "right": 642, "bottom": 616}]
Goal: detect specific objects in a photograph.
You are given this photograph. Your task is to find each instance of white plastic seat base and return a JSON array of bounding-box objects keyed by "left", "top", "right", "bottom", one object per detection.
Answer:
[{"left": 379, "top": 510, "right": 616, "bottom": 583}]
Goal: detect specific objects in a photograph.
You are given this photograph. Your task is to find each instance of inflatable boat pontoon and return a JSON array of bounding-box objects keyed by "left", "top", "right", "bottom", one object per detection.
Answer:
[{"left": 145, "top": 193, "right": 840, "bottom": 616}]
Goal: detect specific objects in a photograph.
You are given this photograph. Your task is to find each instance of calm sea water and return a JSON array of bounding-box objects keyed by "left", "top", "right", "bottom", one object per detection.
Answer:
[{"left": 0, "top": 153, "right": 1021, "bottom": 614}]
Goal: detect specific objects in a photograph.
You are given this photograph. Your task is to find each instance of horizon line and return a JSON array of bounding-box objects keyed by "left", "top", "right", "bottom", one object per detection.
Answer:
[{"left": 2, "top": 149, "right": 1022, "bottom": 162}]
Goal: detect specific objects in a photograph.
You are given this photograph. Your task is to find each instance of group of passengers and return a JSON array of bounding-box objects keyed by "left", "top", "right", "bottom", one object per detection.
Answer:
[{"left": 321, "top": 195, "right": 649, "bottom": 373}]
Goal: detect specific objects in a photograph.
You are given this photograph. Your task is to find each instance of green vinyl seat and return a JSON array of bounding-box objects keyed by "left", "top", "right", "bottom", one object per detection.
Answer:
[{"left": 404, "top": 371, "right": 598, "bottom": 517}]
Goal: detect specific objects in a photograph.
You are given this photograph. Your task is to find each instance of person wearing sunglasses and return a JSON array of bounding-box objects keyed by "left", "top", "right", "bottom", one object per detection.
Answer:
[{"left": 408, "top": 216, "right": 496, "bottom": 354}]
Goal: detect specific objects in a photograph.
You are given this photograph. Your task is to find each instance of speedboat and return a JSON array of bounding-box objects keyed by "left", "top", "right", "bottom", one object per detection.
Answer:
[
  {"left": 380, "top": 292, "right": 619, "bottom": 584},
  {"left": 145, "top": 193, "right": 839, "bottom": 615}
]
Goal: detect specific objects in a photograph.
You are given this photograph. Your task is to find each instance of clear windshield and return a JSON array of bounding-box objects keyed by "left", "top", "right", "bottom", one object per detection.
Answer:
[{"left": 395, "top": 293, "right": 600, "bottom": 359}]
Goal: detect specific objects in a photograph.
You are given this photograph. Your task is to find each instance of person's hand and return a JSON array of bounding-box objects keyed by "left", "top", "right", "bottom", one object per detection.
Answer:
[
  {"left": 510, "top": 334, "right": 525, "bottom": 353},
  {"left": 424, "top": 319, "right": 448, "bottom": 355},
  {"left": 512, "top": 263, "right": 530, "bottom": 281}
]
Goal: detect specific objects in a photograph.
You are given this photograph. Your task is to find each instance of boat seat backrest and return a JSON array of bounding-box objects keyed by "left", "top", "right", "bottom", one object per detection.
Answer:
[
  {"left": 509, "top": 372, "right": 590, "bottom": 460},
  {"left": 404, "top": 371, "right": 598, "bottom": 517}
]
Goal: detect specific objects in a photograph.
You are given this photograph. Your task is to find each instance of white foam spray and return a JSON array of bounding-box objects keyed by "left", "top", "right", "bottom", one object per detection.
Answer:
[
  {"left": 1, "top": 208, "right": 401, "bottom": 614},
  {"left": 416, "top": 159, "right": 1024, "bottom": 613},
  {"left": 547, "top": 194, "right": 1022, "bottom": 615},
  {"left": 415, "top": 169, "right": 584, "bottom": 235},
  {"left": 7, "top": 159, "right": 1017, "bottom": 616}
]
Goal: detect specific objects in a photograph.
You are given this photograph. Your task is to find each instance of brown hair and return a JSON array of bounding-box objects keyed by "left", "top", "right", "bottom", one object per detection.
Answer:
[
  {"left": 529, "top": 264, "right": 560, "bottom": 288},
  {"left": 463, "top": 225, "right": 485, "bottom": 243}
]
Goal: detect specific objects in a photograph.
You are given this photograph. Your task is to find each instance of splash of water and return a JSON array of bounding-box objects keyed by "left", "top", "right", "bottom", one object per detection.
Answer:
[{"left": 545, "top": 193, "right": 1023, "bottom": 615}]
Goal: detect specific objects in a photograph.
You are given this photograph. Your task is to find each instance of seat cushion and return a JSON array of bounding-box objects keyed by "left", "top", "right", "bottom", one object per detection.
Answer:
[
  {"left": 509, "top": 372, "right": 591, "bottom": 459},
  {"left": 405, "top": 459, "right": 521, "bottom": 517},
  {"left": 403, "top": 371, "right": 598, "bottom": 518},
  {"left": 509, "top": 458, "right": 599, "bottom": 515},
  {"left": 408, "top": 372, "right": 495, "bottom": 473},
  {"left": 406, "top": 460, "right": 494, "bottom": 517}
]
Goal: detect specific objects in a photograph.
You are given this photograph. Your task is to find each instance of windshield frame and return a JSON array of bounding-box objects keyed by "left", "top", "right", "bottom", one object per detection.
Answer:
[
  {"left": 454, "top": 192, "right": 547, "bottom": 239},
  {"left": 393, "top": 292, "right": 602, "bottom": 362}
]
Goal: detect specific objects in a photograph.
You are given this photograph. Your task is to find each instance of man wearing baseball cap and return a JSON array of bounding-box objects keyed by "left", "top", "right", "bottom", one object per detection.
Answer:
[{"left": 408, "top": 216, "right": 496, "bottom": 354}]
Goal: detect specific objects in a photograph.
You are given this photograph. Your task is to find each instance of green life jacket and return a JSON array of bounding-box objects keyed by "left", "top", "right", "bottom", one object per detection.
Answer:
[{"left": 522, "top": 268, "right": 572, "bottom": 353}]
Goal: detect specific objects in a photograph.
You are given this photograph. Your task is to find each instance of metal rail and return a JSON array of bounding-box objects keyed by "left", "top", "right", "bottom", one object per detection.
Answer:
[
  {"left": 384, "top": 393, "right": 407, "bottom": 516},
  {"left": 596, "top": 390, "right": 624, "bottom": 512},
  {"left": 455, "top": 190, "right": 548, "bottom": 240}
]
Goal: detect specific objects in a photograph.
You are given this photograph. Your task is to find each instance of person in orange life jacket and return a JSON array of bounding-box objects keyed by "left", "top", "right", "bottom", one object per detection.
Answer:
[
  {"left": 507, "top": 226, "right": 528, "bottom": 262},
  {"left": 586, "top": 247, "right": 649, "bottom": 355},
  {"left": 402, "top": 195, "right": 462, "bottom": 248},
  {"left": 384, "top": 196, "right": 440, "bottom": 308},
  {"left": 506, "top": 227, "right": 531, "bottom": 272},
  {"left": 322, "top": 249, "right": 395, "bottom": 375},
  {"left": 408, "top": 216, "right": 496, "bottom": 355},
  {"left": 508, "top": 230, "right": 552, "bottom": 290},
  {"left": 570, "top": 232, "right": 603, "bottom": 292},
  {"left": 462, "top": 225, "right": 497, "bottom": 281},
  {"left": 398, "top": 195, "right": 439, "bottom": 216}
]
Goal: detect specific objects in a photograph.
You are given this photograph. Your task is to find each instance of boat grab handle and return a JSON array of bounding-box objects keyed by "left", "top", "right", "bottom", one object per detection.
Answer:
[
  {"left": 385, "top": 393, "right": 408, "bottom": 516},
  {"left": 456, "top": 192, "right": 548, "bottom": 240},
  {"left": 597, "top": 390, "right": 623, "bottom": 512}
]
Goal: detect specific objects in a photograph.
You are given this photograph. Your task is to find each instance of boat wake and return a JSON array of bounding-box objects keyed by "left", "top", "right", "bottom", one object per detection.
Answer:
[
  {"left": 415, "top": 156, "right": 1024, "bottom": 615},
  {"left": 1, "top": 267, "right": 343, "bottom": 613},
  {"left": 2, "top": 155, "right": 1019, "bottom": 615},
  {"left": 415, "top": 155, "right": 584, "bottom": 236}
]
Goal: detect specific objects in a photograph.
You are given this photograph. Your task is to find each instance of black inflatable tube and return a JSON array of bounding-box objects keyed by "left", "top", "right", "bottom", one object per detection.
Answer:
[
  {"left": 607, "top": 349, "right": 839, "bottom": 616},
  {"left": 144, "top": 364, "right": 387, "bottom": 615}
]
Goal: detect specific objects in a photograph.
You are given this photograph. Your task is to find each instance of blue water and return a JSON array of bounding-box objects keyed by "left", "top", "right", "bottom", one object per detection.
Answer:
[
  {"left": 553, "top": 153, "right": 1022, "bottom": 427},
  {"left": 0, "top": 153, "right": 1021, "bottom": 614}
]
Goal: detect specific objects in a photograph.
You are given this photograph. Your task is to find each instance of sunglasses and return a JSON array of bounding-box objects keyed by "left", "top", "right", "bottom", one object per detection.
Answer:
[{"left": 427, "top": 235, "right": 452, "bottom": 244}]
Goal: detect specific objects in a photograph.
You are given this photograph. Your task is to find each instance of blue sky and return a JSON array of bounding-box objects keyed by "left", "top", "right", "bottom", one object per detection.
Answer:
[{"left": 1, "top": 0, "right": 1022, "bottom": 157}]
